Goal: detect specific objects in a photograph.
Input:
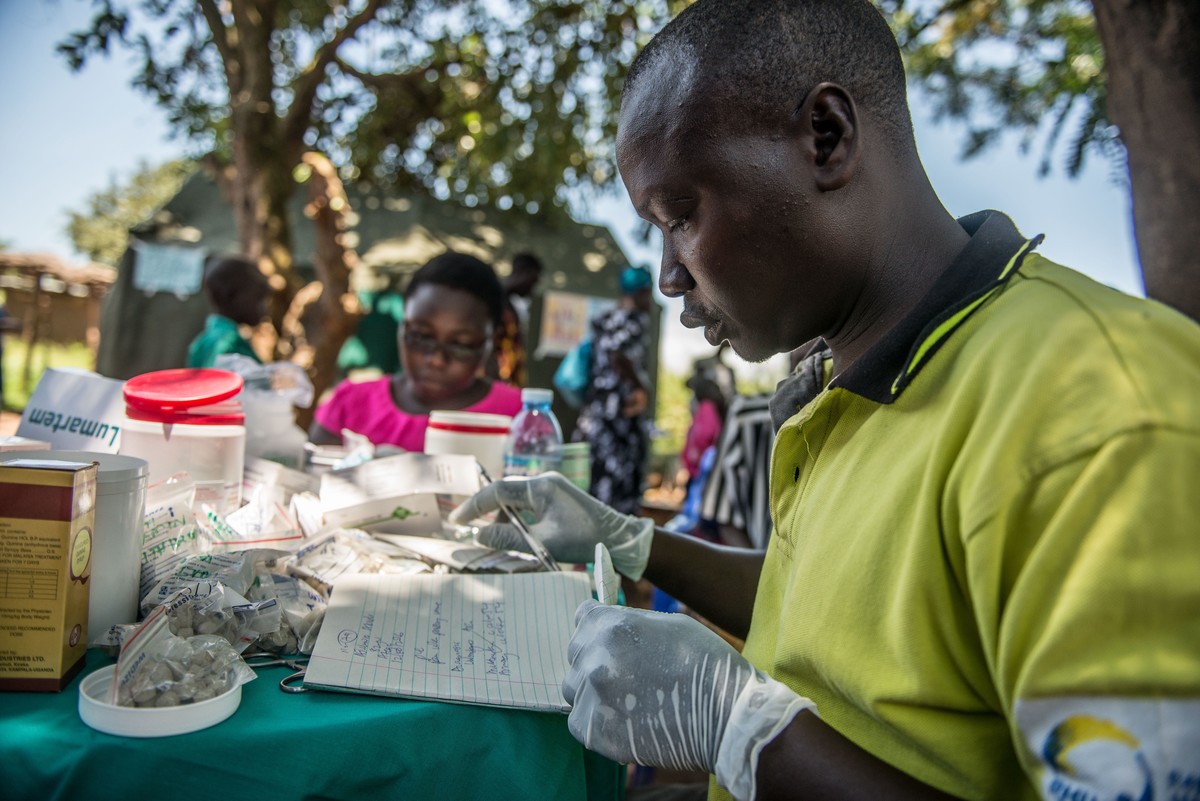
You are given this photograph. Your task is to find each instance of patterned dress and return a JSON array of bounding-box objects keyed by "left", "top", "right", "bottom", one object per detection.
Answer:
[{"left": 573, "top": 306, "right": 650, "bottom": 515}]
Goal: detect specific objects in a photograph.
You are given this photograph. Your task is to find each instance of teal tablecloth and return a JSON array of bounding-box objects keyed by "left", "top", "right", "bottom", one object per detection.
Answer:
[{"left": 1, "top": 649, "right": 624, "bottom": 801}]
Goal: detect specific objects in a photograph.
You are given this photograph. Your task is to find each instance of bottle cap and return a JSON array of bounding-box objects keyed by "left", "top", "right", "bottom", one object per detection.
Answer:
[{"left": 521, "top": 388, "right": 554, "bottom": 406}]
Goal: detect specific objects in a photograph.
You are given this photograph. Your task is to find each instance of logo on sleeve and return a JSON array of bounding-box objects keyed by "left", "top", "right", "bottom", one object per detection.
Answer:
[
  {"left": 1017, "top": 697, "right": 1200, "bottom": 801},
  {"left": 1041, "top": 715, "right": 1151, "bottom": 801}
]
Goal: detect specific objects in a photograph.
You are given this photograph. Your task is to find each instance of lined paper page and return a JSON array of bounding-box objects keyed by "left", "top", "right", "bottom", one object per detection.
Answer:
[{"left": 304, "top": 571, "right": 593, "bottom": 712}]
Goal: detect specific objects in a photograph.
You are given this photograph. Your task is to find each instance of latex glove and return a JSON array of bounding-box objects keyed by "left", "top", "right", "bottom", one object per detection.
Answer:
[
  {"left": 564, "top": 601, "right": 815, "bottom": 801},
  {"left": 448, "top": 472, "right": 654, "bottom": 579}
]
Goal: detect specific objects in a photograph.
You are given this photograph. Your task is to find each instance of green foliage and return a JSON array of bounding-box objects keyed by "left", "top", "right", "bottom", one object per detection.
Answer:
[
  {"left": 66, "top": 158, "right": 196, "bottom": 266},
  {"left": 653, "top": 367, "right": 691, "bottom": 458},
  {"left": 57, "top": 0, "right": 690, "bottom": 214},
  {"left": 885, "top": 0, "right": 1121, "bottom": 178}
]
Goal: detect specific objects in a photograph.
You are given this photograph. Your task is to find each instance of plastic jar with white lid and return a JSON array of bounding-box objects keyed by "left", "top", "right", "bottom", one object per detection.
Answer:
[{"left": 119, "top": 368, "right": 245, "bottom": 514}]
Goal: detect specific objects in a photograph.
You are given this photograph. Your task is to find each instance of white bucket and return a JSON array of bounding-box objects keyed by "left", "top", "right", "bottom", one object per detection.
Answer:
[
  {"left": 120, "top": 368, "right": 245, "bottom": 513},
  {"left": 1, "top": 450, "right": 148, "bottom": 639},
  {"left": 424, "top": 411, "right": 512, "bottom": 479},
  {"left": 120, "top": 419, "right": 244, "bottom": 513}
]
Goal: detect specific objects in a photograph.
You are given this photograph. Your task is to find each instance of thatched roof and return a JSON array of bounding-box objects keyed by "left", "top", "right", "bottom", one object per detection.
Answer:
[{"left": 0, "top": 252, "right": 116, "bottom": 287}]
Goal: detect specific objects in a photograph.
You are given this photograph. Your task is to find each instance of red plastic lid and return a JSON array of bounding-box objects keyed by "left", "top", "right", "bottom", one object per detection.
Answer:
[
  {"left": 124, "top": 369, "right": 244, "bottom": 425},
  {"left": 428, "top": 411, "right": 512, "bottom": 435}
]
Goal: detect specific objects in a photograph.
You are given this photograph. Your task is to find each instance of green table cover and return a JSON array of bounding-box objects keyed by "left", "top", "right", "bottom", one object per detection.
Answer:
[{"left": 0, "top": 649, "right": 624, "bottom": 801}]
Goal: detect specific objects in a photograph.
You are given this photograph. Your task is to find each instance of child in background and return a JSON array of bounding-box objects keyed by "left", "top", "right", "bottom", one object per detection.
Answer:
[{"left": 187, "top": 255, "right": 270, "bottom": 368}]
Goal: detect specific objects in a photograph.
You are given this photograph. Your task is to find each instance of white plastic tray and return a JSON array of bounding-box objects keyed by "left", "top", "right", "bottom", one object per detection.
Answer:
[{"left": 78, "top": 664, "right": 242, "bottom": 737}]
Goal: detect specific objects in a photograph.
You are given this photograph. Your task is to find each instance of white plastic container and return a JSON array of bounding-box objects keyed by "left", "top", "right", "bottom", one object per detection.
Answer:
[
  {"left": 78, "top": 664, "right": 242, "bottom": 737},
  {"left": 120, "top": 369, "right": 245, "bottom": 513},
  {"left": 424, "top": 411, "right": 513, "bottom": 478},
  {"left": 0, "top": 450, "right": 148, "bottom": 639}
]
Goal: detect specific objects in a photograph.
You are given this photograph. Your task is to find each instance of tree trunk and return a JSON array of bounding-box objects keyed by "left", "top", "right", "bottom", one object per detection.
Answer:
[
  {"left": 1092, "top": 0, "right": 1200, "bottom": 323},
  {"left": 281, "top": 152, "right": 363, "bottom": 430},
  {"left": 228, "top": 119, "right": 303, "bottom": 346},
  {"left": 21, "top": 273, "right": 42, "bottom": 394}
]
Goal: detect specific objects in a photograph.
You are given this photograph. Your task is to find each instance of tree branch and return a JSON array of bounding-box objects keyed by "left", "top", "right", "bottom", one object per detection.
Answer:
[
  {"left": 284, "top": 0, "right": 387, "bottom": 144},
  {"left": 335, "top": 56, "right": 443, "bottom": 91},
  {"left": 898, "top": 0, "right": 979, "bottom": 44},
  {"left": 197, "top": 0, "right": 237, "bottom": 90}
]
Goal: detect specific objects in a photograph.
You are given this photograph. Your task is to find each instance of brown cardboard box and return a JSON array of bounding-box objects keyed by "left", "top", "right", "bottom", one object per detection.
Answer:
[{"left": 0, "top": 459, "right": 98, "bottom": 691}]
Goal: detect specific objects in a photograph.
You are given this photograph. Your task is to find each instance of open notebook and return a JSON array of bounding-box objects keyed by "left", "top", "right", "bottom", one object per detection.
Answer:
[{"left": 303, "top": 571, "right": 593, "bottom": 713}]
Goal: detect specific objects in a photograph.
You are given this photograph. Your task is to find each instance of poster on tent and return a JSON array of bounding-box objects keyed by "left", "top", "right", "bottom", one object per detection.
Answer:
[
  {"left": 132, "top": 242, "right": 207, "bottom": 298},
  {"left": 536, "top": 291, "right": 616, "bottom": 357}
]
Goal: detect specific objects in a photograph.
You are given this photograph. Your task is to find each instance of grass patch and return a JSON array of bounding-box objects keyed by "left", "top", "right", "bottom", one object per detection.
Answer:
[{"left": 1, "top": 340, "right": 96, "bottom": 412}]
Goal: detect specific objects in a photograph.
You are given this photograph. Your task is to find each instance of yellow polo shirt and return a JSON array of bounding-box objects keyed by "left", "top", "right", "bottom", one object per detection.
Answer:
[{"left": 715, "top": 211, "right": 1200, "bottom": 799}]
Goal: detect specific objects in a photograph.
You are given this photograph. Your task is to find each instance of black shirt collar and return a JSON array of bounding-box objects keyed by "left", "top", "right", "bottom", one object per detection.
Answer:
[
  {"left": 774, "top": 210, "right": 1042, "bottom": 426},
  {"left": 832, "top": 210, "right": 1041, "bottom": 402}
]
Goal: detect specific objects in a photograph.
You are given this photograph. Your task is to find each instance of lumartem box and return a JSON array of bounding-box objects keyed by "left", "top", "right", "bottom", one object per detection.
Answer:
[{"left": 0, "top": 458, "right": 98, "bottom": 691}]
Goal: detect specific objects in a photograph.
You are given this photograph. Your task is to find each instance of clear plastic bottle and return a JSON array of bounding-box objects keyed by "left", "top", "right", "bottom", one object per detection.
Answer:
[{"left": 503, "top": 388, "right": 564, "bottom": 477}]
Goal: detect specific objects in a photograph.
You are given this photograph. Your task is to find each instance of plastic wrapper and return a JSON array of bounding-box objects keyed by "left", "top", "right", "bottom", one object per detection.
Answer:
[
  {"left": 215, "top": 354, "right": 314, "bottom": 408},
  {"left": 243, "top": 456, "right": 320, "bottom": 509},
  {"left": 112, "top": 604, "right": 257, "bottom": 708},
  {"left": 245, "top": 572, "right": 327, "bottom": 655},
  {"left": 290, "top": 491, "right": 326, "bottom": 538},
  {"left": 140, "top": 549, "right": 272, "bottom": 612},
  {"left": 201, "top": 495, "right": 305, "bottom": 552},
  {"left": 139, "top": 550, "right": 287, "bottom": 653},
  {"left": 90, "top": 622, "right": 142, "bottom": 654},
  {"left": 166, "top": 583, "right": 280, "bottom": 652},
  {"left": 140, "top": 474, "right": 212, "bottom": 603},
  {"left": 284, "top": 529, "right": 430, "bottom": 597}
]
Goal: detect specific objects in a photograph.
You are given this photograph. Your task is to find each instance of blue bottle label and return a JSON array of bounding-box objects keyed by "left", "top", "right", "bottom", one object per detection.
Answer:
[{"left": 503, "top": 453, "right": 562, "bottom": 477}]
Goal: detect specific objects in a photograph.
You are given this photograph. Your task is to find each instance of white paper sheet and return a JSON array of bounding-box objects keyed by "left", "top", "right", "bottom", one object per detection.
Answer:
[{"left": 304, "top": 571, "right": 592, "bottom": 712}]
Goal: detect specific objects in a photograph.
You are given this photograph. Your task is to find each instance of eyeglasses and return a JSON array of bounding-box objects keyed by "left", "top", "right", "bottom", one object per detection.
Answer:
[{"left": 401, "top": 327, "right": 488, "bottom": 363}]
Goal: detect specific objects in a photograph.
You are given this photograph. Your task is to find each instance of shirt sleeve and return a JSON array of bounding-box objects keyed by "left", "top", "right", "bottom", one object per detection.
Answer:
[{"left": 965, "top": 426, "right": 1200, "bottom": 798}]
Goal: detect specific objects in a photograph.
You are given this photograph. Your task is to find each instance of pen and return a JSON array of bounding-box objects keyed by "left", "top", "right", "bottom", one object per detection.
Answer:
[{"left": 477, "top": 465, "right": 560, "bottom": 572}]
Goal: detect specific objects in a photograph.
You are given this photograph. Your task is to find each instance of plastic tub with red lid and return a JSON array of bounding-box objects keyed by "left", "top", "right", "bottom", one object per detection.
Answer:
[{"left": 119, "top": 369, "right": 246, "bottom": 512}]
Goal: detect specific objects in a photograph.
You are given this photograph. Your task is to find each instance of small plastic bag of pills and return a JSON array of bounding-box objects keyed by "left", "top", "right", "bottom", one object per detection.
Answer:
[
  {"left": 111, "top": 605, "right": 256, "bottom": 708},
  {"left": 245, "top": 572, "right": 327, "bottom": 655}
]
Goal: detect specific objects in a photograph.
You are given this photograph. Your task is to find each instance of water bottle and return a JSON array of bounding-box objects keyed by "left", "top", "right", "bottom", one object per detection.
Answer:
[{"left": 503, "top": 388, "right": 564, "bottom": 477}]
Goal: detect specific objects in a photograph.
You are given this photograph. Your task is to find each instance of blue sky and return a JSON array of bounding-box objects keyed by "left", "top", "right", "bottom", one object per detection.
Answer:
[{"left": 0, "top": 1, "right": 1143, "bottom": 377}]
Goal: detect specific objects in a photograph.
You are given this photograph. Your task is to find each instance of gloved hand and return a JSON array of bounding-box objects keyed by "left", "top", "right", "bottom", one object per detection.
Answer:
[
  {"left": 564, "top": 601, "right": 815, "bottom": 801},
  {"left": 448, "top": 472, "right": 654, "bottom": 579}
]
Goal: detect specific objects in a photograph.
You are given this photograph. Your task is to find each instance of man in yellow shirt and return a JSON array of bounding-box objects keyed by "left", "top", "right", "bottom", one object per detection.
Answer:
[{"left": 451, "top": 1, "right": 1200, "bottom": 798}]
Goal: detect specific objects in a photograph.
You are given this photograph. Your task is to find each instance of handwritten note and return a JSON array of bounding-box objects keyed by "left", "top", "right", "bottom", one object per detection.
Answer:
[{"left": 303, "top": 571, "right": 593, "bottom": 712}]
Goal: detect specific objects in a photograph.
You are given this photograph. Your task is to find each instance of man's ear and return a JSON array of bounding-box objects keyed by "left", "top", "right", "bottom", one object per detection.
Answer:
[{"left": 795, "top": 83, "right": 859, "bottom": 192}]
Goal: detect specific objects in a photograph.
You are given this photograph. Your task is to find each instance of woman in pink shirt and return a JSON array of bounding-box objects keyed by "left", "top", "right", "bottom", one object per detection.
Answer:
[{"left": 309, "top": 252, "right": 523, "bottom": 450}]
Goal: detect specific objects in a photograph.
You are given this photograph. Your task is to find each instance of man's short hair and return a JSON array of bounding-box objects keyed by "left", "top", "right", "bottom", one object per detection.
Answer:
[
  {"left": 405, "top": 251, "right": 505, "bottom": 328},
  {"left": 624, "top": 0, "right": 913, "bottom": 150}
]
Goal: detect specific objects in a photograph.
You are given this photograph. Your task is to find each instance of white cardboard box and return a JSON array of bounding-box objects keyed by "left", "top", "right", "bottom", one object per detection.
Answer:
[{"left": 16, "top": 368, "right": 128, "bottom": 453}]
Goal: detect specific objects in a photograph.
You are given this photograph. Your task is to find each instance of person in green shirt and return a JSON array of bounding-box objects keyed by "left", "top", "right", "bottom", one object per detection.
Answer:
[
  {"left": 450, "top": 1, "right": 1200, "bottom": 799},
  {"left": 187, "top": 255, "right": 270, "bottom": 368}
]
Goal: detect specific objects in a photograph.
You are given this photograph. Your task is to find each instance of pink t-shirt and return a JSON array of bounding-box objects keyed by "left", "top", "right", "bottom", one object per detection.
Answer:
[
  {"left": 314, "top": 376, "right": 523, "bottom": 451},
  {"left": 682, "top": 398, "right": 723, "bottom": 479}
]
